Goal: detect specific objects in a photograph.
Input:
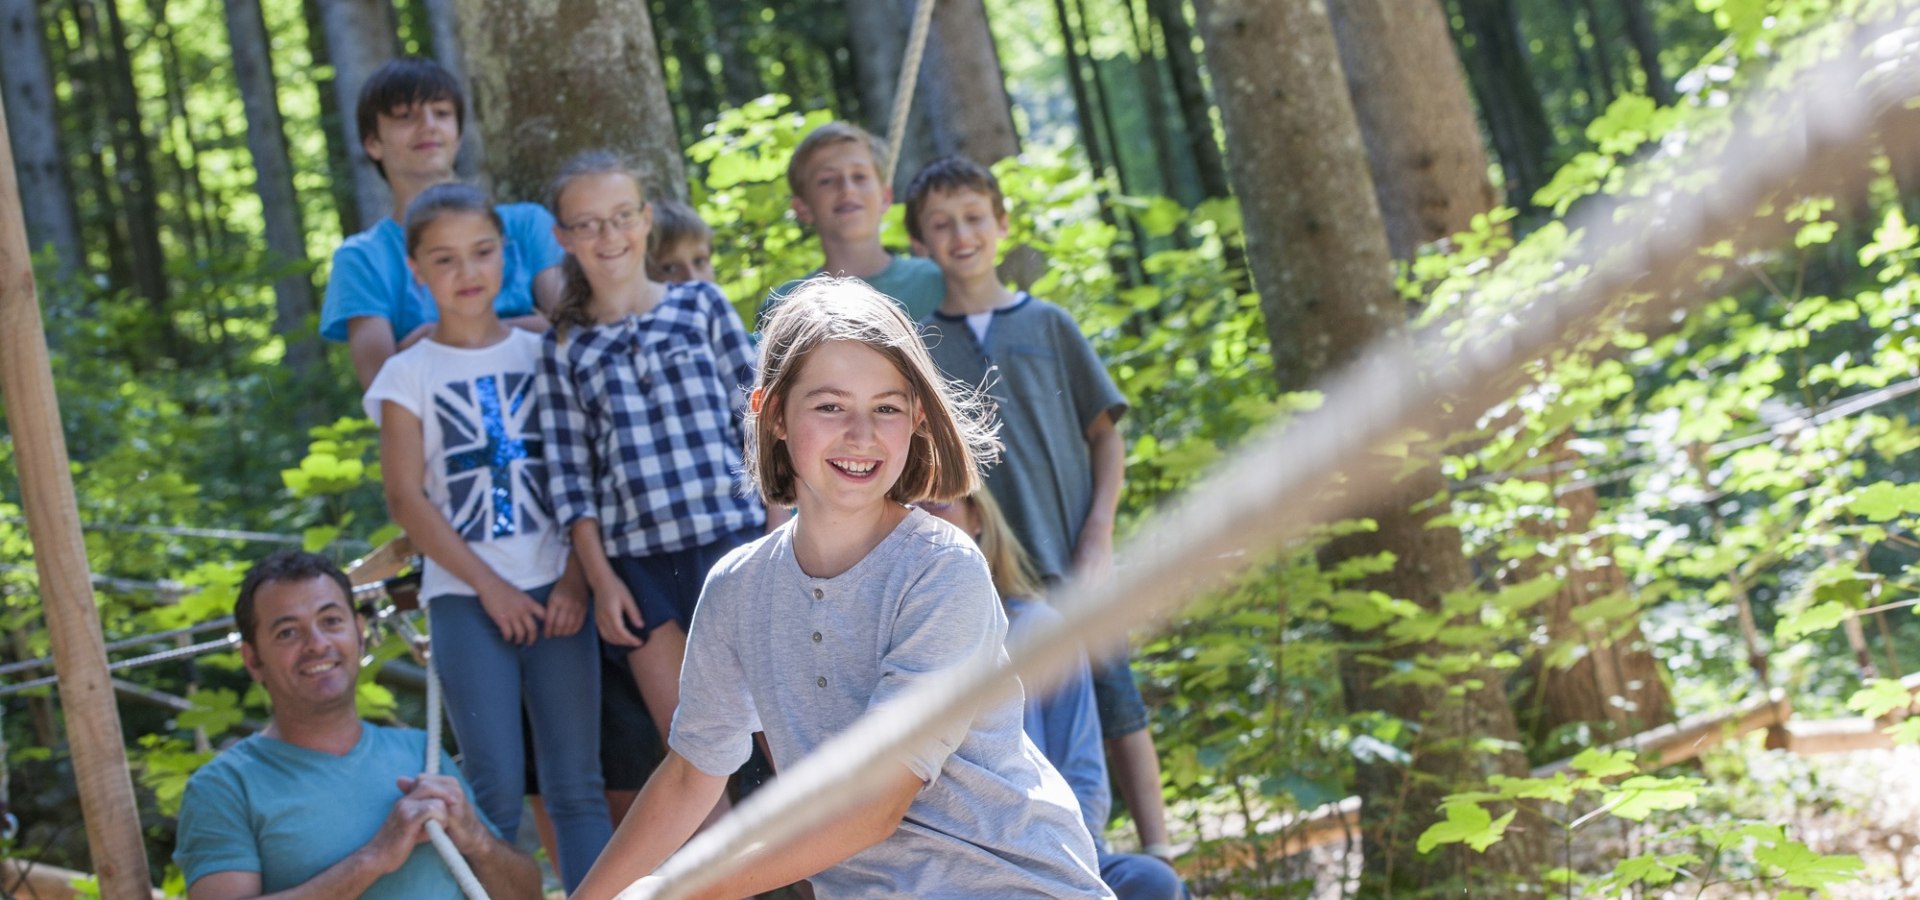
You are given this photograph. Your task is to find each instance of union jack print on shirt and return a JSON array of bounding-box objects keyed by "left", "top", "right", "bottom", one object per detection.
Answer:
[{"left": 435, "top": 371, "right": 552, "bottom": 541}]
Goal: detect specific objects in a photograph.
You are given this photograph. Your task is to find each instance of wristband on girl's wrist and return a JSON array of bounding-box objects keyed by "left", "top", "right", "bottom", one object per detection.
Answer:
[{"left": 1143, "top": 841, "right": 1175, "bottom": 860}]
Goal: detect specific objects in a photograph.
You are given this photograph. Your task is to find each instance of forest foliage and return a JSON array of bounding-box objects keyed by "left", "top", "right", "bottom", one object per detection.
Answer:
[{"left": 5, "top": 0, "right": 1920, "bottom": 895}]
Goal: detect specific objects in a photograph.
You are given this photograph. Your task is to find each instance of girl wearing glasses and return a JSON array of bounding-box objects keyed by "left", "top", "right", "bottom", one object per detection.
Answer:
[{"left": 534, "top": 151, "right": 764, "bottom": 830}]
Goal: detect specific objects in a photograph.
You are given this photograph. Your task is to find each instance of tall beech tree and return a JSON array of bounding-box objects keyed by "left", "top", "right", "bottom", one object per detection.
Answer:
[
  {"left": 845, "top": 0, "right": 1017, "bottom": 190},
  {"left": 1452, "top": 0, "right": 1555, "bottom": 209},
  {"left": 453, "top": 0, "right": 684, "bottom": 202},
  {"left": 222, "top": 0, "right": 319, "bottom": 383},
  {"left": 1193, "top": 0, "right": 1549, "bottom": 888},
  {"left": 1618, "top": 0, "right": 1673, "bottom": 105},
  {"left": 1327, "top": 0, "right": 1495, "bottom": 259},
  {"left": 0, "top": 0, "right": 84, "bottom": 277},
  {"left": 315, "top": 0, "right": 397, "bottom": 228}
]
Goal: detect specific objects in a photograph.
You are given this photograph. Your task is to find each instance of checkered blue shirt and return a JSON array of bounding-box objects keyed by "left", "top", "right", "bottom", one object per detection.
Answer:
[{"left": 538, "top": 280, "right": 764, "bottom": 557}]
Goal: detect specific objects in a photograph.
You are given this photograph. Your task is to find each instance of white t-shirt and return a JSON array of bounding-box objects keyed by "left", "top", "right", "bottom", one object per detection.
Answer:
[{"left": 364, "top": 330, "right": 568, "bottom": 601}]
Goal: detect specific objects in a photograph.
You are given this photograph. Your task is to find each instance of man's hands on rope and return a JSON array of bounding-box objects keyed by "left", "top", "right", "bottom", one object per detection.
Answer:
[{"left": 358, "top": 773, "right": 490, "bottom": 874}]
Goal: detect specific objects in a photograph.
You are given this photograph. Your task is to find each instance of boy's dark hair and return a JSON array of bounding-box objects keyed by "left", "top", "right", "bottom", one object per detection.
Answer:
[
  {"left": 355, "top": 57, "right": 465, "bottom": 183},
  {"left": 648, "top": 199, "right": 712, "bottom": 254},
  {"left": 903, "top": 156, "right": 1006, "bottom": 244},
  {"left": 235, "top": 551, "right": 355, "bottom": 646},
  {"left": 403, "top": 182, "right": 503, "bottom": 257}
]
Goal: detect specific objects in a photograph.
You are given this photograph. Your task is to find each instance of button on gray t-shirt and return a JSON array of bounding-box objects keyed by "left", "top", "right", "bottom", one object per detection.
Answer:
[{"left": 672, "top": 508, "right": 1112, "bottom": 899}]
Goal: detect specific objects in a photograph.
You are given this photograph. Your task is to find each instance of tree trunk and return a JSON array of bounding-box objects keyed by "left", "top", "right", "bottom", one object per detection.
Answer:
[
  {"left": 709, "top": 0, "right": 763, "bottom": 107},
  {"left": 1192, "top": 0, "right": 1549, "bottom": 890},
  {"left": 223, "top": 0, "right": 321, "bottom": 387},
  {"left": 453, "top": 0, "right": 685, "bottom": 203},
  {"left": 913, "top": 0, "right": 1018, "bottom": 165},
  {"left": 1882, "top": 105, "right": 1920, "bottom": 227},
  {"left": 56, "top": 0, "right": 136, "bottom": 292},
  {"left": 1515, "top": 441, "right": 1675, "bottom": 744},
  {"left": 1328, "top": 0, "right": 1495, "bottom": 259},
  {"left": 844, "top": 0, "right": 1013, "bottom": 190},
  {"left": 1126, "top": 0, "right": 1186, "bottom": 202},
  {"left": 96, "top": 0, "right": 171, "bottom": 309},
  {"left": 653, "top": 0, "right": 719, "bottom": 140},
  {"left": 1577, "top": 0, "right": 1619, "bottom": 104},
  {"left": 315, "top": 0, "right": 397, "bottom": 226},
  {"left": 1616, "top": 0, "right": 1673, "bottom": 105},
  {"left": 0, "top": 0, "right": 84, "bottom": 278},
  {"left": 1552, "top": 0, "right": 1600, "bottom": 121},
  {"left": 1451, "top": 0, "right": 1555, "bottom": 209},
  {"left": 1146, "top": 0, "right": 1230, "bottom": 200},
  {"left": 420, "top": 0, "right": 485, "bottom": 180}
]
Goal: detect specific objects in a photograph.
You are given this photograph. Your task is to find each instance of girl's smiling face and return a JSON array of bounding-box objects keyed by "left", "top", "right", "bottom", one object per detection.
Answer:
[
  {"left": 555, "top": 171, "right": 652, "bottom": 286},
  {"left": 775, "top": 340, "right": 922, "bottom": 519},
  {"left": 408, "top": 210, "right": 504, "bottom": 317}
]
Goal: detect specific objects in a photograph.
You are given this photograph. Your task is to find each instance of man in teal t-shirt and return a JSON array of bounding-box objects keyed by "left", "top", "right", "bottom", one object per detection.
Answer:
[{"left": 173, "top": 551, "right": 537, "bottom": 899}]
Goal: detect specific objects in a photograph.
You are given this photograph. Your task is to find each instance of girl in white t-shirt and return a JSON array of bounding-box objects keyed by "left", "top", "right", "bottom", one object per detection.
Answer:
[{"left": 364, "top": 182, "right": 609, "bottom": 891}]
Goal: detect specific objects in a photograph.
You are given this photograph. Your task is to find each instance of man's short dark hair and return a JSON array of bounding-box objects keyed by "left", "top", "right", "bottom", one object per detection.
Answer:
[
  {"left": 235, "top": 551, "right": 354, "bottom": 646},
  {"left": 355, "top": 57, "right": 465, "bottom": 183},
  {"left": 903, "top": 156, "right": 1006, "bottom": 244}
]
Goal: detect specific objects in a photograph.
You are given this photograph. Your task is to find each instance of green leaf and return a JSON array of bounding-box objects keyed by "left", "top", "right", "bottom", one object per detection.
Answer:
[
  {"left": 1601, "top": 775, "right": 1700, "bottom": 821},
  {"left": 1844, "top": 481, "right": 1920, "bottom": 521},
  {"left": 1416, "top": 800, "right": 1515, "bottom": 854},
  {"left": 177, "top": 688, "right": 245, "bottom": 736},
  {"left": 1774, "top": 600, "right": 1848, "bottom": 642},
  {"left": 302, "top": 525, "right": 342, "bottom": 553},
  {"left": 1569, "top": 747, "right": 1639, "bottom": 779},
  {"left": 1754, "top": 840, "right": 1862, "bottom": 889},
  {"left": 1846, "top": 679, "right": 1915, "bottom": 719},
  {"left": 1609, "top": 851, "right": 1701, "bottom": 887}
]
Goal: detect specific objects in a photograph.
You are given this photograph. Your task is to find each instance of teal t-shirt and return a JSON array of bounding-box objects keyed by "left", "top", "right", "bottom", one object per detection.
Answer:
[
  {"left": 318, "top": 202, "right": 563, "bottom": 343},
  {"left": 174, "top": 722, "right": 495, "bottom": 898},
  {"left": 759, "top": 253, "right": 946, "bottom": 330}
]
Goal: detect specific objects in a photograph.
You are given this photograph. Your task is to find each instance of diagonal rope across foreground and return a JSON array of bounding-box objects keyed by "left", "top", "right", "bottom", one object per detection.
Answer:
[{"left": 623, "top": 15, "right": 1920, "bottom": 900}]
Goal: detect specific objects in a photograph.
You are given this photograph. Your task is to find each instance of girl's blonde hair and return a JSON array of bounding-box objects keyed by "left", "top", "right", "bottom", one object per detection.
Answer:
[
  {"left": 960, "top": 489, "right": 1043, "bottom": 601},
  {"left": 748, "top": 277, "right": 998, "bottom": 506},
  {"left": 545, "top": 150, "right": 649, "bottom": 339}
]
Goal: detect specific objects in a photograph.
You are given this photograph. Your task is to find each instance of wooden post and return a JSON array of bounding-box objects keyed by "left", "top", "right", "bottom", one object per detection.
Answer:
[{"left": 0, "top": 94, "right": 152, "bottom": 896}]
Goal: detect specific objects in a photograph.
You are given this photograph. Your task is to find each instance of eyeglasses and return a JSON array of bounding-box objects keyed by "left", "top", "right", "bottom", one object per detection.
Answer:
[{"left": 561, "top": 204, "right": 647, "bottom": 238}]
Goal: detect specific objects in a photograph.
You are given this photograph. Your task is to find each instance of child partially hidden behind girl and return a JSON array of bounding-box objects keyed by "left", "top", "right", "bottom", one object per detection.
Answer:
[
  {"left": 574, "top": 278, "right": 1112, "bottom": 899},
  {"left": 923, "top": 489, "right": 1186, "bottom": 900},
  {"left": 365, "top": 182, "right": 609, "bottom": 891}
]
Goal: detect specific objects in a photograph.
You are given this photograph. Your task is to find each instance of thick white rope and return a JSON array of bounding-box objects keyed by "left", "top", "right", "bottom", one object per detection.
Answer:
[
  {"left": 616, "top": 18, "right": 1920, "bottom": 900},
  {"left": 883, "top": 0, "right": 939, "bottom": 186},
  {"left": 423, "top": 645, "right": 489, "bottom": 900}
]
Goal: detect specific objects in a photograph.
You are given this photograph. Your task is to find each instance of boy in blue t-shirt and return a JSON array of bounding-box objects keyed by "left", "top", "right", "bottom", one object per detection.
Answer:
[
  {"left": 909, "top": 155, "right": 1178, "bottom": 865},
  {"left": 319, "top": 57, "right": 562, "bottom": 388}
]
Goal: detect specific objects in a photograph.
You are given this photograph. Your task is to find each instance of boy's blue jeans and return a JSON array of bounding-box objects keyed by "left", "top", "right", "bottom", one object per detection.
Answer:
[{"left": 429, "top": 583, "right": 611, "bottom": 891}]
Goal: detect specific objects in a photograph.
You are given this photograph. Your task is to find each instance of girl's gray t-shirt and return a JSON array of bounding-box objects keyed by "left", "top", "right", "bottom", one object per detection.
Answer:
[{"left": 672, "top": 507, "right": 1113, "bottom": 899}]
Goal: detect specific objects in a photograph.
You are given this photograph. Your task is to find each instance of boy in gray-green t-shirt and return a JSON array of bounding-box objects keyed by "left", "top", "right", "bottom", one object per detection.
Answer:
[
  {"left": 757, "top": 121, "right": 946, "bottom": 329},
  {"left": 908, "top": 154, "right": 1180, "bottom": 864}
]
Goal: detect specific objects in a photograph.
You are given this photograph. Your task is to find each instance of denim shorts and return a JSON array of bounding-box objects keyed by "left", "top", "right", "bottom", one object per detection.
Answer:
[{"left": 1089, "top": 645, "right": 1150, "bottom": 739}]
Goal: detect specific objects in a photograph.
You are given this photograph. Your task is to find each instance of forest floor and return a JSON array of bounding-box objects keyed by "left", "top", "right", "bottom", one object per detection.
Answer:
[{"left": 1175, "top": 739, "right": 1920, "bottom": 898}]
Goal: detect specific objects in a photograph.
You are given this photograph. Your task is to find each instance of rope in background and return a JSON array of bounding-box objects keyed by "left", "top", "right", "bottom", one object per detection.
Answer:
[
  {"left": 619, "top": 18, "right": 1920, "bottom": 900},
  {"left": 882, "top": 0, "right": 939, "bottom": 186}
]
